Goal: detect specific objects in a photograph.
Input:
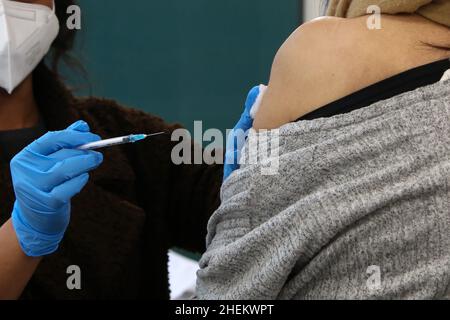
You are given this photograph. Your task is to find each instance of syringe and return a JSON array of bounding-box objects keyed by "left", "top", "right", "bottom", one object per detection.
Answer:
[{"left": 77, "top": 132, "right": 165, "bottom": 151}]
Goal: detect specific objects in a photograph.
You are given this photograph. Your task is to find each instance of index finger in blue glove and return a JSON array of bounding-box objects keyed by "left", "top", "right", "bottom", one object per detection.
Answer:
[
  {"left": 67, "top": 120, "right": 91, "bottom": 132},
  {"left": 27, "top": 126, "right": 101, "bottom": 156},
  {"left": 235, "top": 86, "right": 261, "bottom": 130},
  {"left": 223, "top": 85, "right": 265, "bottom": 182},
  {"left": 46, "top": 148, "right": 98, "bottom": 162},
  {"left": 244, "top": 86, "right": 262, "bottom": 114}
]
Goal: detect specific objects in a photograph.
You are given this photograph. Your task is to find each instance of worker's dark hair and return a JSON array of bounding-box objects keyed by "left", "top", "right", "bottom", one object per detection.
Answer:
[{"left": 50, "top": 0, "right": 78, "bottom": 73}]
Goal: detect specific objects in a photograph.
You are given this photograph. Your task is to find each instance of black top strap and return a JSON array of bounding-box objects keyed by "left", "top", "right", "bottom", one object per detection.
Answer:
[{"left": 297, "top": 58, "right": 450, "bottom": 121}]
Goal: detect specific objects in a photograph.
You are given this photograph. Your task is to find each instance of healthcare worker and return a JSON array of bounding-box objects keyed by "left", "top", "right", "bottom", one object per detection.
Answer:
[{"left": 0, "top": 0, "right": 259, "bottom": 299}]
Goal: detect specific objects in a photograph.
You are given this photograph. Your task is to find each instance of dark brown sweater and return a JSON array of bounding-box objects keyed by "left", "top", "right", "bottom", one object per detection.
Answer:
[{"left": 0, "top": 63, "right": 223, "bottom": 299}]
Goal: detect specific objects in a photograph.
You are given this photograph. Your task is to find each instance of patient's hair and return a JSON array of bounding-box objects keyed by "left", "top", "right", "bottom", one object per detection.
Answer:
[{"left": 319, "top": 0, "right": 449, "bottom": 51}]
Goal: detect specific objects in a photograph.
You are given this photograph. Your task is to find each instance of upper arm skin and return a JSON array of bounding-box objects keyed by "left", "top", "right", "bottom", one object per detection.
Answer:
[
  {"left": 254, "top": 17, "right": 352, "bottom": 129},
  {"left": 253, "top": 15, "right": 450, "bottom": 130}
]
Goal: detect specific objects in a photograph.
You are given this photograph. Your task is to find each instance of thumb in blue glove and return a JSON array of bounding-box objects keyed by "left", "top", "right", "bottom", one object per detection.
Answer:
[
  {"left": 224, "top": 84, "right": 266, "bottom": 181},
  {"left": 10, "top": 120, "right": 104, "bottom": 257}
]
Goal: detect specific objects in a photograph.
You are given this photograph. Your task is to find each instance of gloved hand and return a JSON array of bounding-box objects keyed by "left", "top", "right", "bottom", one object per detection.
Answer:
[
  {"left": 224, "top": 84, "right": 266, "bottom": 181},
  {"left": 10, "top": 120, "right": 103, "bottom": 257}
]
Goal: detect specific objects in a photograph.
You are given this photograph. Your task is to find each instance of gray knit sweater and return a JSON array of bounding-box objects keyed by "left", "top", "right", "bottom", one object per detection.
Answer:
[{"left": 196, "top": 79, "right": 450, "bottom": 300}]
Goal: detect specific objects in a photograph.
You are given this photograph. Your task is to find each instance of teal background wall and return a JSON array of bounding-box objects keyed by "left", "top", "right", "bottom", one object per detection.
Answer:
[{"left": 67, "top": 0, "right": 301, "bottom": 135}]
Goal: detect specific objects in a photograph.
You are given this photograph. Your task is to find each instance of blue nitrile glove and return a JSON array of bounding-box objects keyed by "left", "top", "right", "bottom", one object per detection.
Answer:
[
  {"left": 224, "top": 85, "right": 264, "bottom": 181},
  {"left": 10, "top": 120, "right": 103, "bottom": 257}
]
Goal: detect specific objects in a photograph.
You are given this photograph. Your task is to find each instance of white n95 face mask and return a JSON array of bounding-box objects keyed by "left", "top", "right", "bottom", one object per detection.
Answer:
[{"left": 0, "top": 0, "right": 59, "bottom": 94}]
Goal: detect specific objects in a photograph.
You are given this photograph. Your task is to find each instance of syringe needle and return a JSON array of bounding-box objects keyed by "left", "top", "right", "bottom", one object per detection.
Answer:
[{"left": 145, "top": 132, "right": 166, "bottom": 138}]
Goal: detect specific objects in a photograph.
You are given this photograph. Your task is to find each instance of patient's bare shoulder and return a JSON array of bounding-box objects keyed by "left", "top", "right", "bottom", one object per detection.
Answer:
[{"left": 253, "top": 15, "right": 450, "bottom": 130}]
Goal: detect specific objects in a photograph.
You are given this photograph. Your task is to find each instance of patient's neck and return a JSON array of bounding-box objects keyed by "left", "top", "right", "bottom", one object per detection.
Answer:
[{"left": 0, "top": 76, "right": 40, "bottom": 131}]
